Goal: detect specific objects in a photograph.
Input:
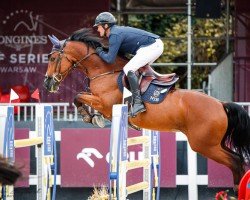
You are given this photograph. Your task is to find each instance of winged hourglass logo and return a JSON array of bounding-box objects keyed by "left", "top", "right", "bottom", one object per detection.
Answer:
[{"left": 0, "top": 10, "right": 47, "bottom": 52}]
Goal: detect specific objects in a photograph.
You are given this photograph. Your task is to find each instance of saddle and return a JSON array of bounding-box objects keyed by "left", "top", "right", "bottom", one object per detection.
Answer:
[{"left": 123, "top": 65, "right": 179, "bottom": 94}]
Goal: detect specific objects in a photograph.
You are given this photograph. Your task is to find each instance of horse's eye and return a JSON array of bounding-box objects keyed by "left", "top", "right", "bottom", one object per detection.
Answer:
[{"left": 50, "top": 57, "right": 55, "bottom": 62}]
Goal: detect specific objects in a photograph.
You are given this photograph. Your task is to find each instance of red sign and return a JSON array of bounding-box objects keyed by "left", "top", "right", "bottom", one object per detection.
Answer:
[
  {"left": 61, "top": 128, "right": 110, "bottom": 187},
  {"left": 208, "top": 159, "right": 233, "bottom": 187},
  {"left": 15, "top": 128, "right": 30, "bottom": 188},
  {"left": 60, "top": 128, "right": 176, "bottom": 187}
]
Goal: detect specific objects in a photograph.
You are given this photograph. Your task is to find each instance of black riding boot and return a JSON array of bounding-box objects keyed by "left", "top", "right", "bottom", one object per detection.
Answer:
[{"left": 127, "top": 70, "right": 146, "bottom": 117}]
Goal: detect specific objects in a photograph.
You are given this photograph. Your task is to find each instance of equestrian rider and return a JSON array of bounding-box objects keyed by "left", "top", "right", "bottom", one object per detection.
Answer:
[{"left": 94, "top": 12, "right": 164, "bottom": 117}]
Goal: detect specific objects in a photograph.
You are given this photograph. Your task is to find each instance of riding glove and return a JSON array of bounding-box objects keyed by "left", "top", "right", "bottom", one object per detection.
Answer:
[{"left": 95, "top": 47, "right": 103, "bottom": 54}]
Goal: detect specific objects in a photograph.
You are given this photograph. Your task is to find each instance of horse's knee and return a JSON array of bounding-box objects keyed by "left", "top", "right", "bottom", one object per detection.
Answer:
[{"left": 74, "top": 95, "right": 82, "bottom": 107}]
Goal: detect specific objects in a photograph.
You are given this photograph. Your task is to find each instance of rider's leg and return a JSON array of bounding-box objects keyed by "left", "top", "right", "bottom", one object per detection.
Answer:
[
  {"left": 127, "top": 70, "right": 146, "bottom": 116},
  {"left": 123, "top": 39, "right": 164, "bottom": 116}
]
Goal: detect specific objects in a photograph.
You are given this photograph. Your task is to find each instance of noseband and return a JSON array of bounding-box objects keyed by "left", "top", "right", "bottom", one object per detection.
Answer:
[{"left": 48, "top": 40, "right": 96, "bottom": 83}]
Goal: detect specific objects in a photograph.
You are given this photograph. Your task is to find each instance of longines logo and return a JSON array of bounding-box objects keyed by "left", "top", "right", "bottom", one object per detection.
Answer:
[{"left": 1, "top": 10, "right": 47, "bottom": 51}]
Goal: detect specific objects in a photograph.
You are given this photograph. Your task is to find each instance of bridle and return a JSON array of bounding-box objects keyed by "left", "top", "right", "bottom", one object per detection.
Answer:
[
  {"left": 47, "top": 39, "right": 122, "bottom": 83},
  {"left": 48, "top": 40, "right": 96, "bottom": 83}
]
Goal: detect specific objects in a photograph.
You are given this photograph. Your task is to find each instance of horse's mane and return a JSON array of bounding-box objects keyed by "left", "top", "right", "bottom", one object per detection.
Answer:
[
  {"left": 69, "top": 28, "right": 129, "bottom": 61},
  {"left": 69, "top": 28, "right": 103, "bottom": 49}
]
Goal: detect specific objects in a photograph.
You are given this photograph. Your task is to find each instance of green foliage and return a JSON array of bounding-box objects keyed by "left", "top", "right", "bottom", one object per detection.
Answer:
[{"left": 127, "top": 14, "right": 232, "bottom": 89}]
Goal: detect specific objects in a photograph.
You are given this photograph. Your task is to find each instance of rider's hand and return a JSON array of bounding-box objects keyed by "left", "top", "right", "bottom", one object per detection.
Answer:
[{"left": 95, "top": 47, "right": 103, "bottom": 54}]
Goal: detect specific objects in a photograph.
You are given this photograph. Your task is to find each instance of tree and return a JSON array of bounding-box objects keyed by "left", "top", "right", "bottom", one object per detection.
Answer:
[{"left": 127, "top": 13, "right": 232, "bottom": 89}]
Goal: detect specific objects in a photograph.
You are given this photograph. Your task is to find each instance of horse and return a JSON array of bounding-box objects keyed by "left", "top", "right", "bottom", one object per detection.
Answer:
[
  {"left": 0, "top": 155, "right": 21, "bottom": 185},
  {"left": 43, "top": 28, "right": 250, "bottom": 190}
]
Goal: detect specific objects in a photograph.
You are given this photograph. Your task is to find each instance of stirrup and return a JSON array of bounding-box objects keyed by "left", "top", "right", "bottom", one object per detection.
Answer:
[{"left": 130, "top": 104, "right": 146, "bottom": 118}]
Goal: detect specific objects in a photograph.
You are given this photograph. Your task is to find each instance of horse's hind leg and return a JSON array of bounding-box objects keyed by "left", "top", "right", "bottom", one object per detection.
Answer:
[
  {"left": 202, "top": 144, "right": 245, "bottom": 189},
  {"left": 221, "top": 145, "right": 246, "bottom": 190}
]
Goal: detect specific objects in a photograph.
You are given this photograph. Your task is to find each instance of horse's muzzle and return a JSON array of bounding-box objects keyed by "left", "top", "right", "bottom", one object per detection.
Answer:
[{"left": 43, "top": 76, "right": 59, "bottom": 93}]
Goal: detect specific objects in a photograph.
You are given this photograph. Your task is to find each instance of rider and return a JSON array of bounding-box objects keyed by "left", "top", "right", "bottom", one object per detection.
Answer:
[{"left": 93, "top": 12, "right": 164, "bottom": 117}]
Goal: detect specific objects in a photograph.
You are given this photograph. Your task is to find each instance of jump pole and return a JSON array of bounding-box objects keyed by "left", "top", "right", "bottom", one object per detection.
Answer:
[
  {"left": 34, "top": 104, "right": 56, "bottom": 200},
  {"left": 109, "top": 104, "right": 128, "bottom": 200},
  {"left": 0, "top": 106, "right": 15, "bottom": 200},
  {"left": 108, "top": 104, "right": 160, "bottom": 200},
  {"left": 0, "top": 104, "right": 57, "bottom": 200}
]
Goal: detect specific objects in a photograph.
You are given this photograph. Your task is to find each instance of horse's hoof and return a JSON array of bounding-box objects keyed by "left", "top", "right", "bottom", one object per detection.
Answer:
[
  {"left": 92, "top": 115, "right": 105, "bottom": 128},
  {"left": 82, "top": 115, "right": 91, "bottom": 123},
  {"left": 78, "top": 107, "right": 87, "bottom": 116}
]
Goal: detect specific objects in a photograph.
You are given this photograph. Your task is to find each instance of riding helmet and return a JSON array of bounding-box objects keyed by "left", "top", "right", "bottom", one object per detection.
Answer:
[{"left": 93, "top": 12, "right": 116, "bottom": 27}]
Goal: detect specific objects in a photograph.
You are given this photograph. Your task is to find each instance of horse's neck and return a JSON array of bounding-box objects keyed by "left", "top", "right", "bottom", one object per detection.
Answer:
[
  {"left": 113, "top": 57, "right": 128, "bottom": 71},
  {"left": 85, "top": 53, "right": 126, "bottom": 77},
  {"left": 70, "top": 41, "right": 127, "bottom": 76}
]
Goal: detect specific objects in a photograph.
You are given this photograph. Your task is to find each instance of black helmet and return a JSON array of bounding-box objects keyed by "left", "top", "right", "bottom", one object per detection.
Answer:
[{"left": 93, "top": 12, "right": 116, "bottom": 27}]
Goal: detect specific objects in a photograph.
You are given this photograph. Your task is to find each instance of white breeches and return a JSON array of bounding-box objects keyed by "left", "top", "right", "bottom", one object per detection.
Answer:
[{"left": 123, "top": 39, "right": 164, "bottom": 75}]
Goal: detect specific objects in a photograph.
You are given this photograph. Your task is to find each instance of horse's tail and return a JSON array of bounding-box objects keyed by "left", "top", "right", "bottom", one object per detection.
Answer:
[{"left": 222, "top": 102, "right": 250, "bottom": 165}]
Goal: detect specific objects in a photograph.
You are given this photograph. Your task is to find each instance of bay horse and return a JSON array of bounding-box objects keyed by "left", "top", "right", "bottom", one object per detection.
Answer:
[{"left": 44, "top": 28, "right": 250, "bottom": 189}]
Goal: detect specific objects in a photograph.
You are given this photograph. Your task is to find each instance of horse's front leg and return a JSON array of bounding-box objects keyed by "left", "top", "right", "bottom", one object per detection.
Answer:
[
  {"left": 74, "top": 93, "right": 94, "bottom": 123},
  {"left": 74, "top": 92, "right": 106, "bottom": 127}
]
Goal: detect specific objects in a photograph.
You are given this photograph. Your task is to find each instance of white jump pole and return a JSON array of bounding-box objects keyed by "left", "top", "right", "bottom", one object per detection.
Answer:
[
  {"left": 0, "top": 106, "right": 15, "bottom": 200},
  {"left": 0, "top": 104, "right": 56, "bottom": 200},
  {"left": 35, "top": 104, "right": 55, "bottom": 200},
  {"left": 109, "top": 104, "right": 128, "bottom": 200},
  {"left": 109, "top": 104, "right": 160, "bottom": 200},
  {"left": 142, "top": 129, "right": 153, "bottom": 200}
]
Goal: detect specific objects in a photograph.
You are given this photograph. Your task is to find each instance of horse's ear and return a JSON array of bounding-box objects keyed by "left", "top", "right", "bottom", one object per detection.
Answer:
[
  {"left": 48, "top": 35, "right": 60, "bottom": 46},
  {"left": 52, "top": 35, "right": 60, "bottom": 42}
]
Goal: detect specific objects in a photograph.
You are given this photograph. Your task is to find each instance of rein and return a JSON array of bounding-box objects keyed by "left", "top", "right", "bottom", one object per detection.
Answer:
[
  {"left": 51, "top": 41, "right": 96, "bottom": 83},
  {"left": 89, "top": 69, "right": 122, "bottom": 80},
  {"left": 51, "top": 40, "right": 123, "bottom": 82}
]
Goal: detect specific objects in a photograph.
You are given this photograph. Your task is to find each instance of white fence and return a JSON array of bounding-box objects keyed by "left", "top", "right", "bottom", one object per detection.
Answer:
[
  {"left": 1, "top": 102, "right": 249, "bottom": 122},
  {"left": 2, "top": 102, "right": 249, "bottom": 199},
  {"left": 0, "top": 103, "right": 72, "bottom": 121}
]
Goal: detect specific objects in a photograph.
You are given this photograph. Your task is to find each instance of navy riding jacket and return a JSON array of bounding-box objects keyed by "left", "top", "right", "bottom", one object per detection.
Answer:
[{"left": 97, "top": 25, "right": 160, "bottom": 64}]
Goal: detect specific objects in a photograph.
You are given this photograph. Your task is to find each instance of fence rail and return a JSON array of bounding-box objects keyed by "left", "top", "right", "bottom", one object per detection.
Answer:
[
  {"left": 0, "top": 102, "right": 249, "bottom": 122},
  {"left": 0, "top": 103, "right": 71, "bottom": 121}
]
